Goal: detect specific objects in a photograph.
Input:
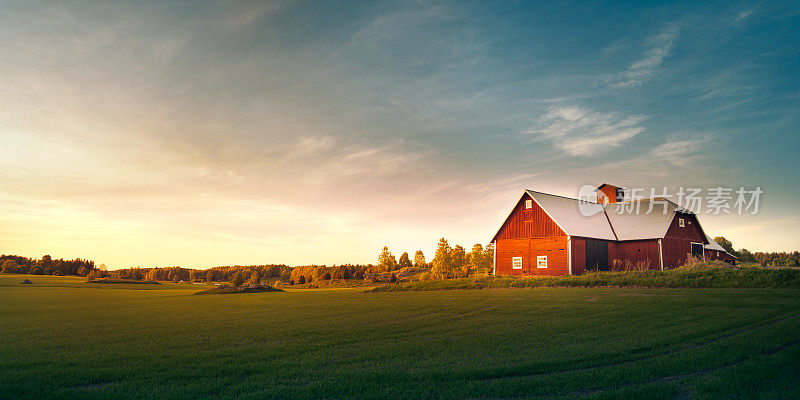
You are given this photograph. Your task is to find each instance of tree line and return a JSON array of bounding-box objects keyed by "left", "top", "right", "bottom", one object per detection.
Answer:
[
  {"left": 0, "top": 254, "right": 96, "bottom": 276},
  {"left": 0, "top": 238, "right": 495, "bottom": 284},
  {"left": 714, "top": 237, "right": 800, "bottom": 267},
  {"left": 113, "top": 264, "right": 293, "bottom": 283},
  {"left": 430, "top": 239, "right": 494, "bottom": 279},
  {"left": 114, "top": 263, "right": 378, "bottom": 285},
  {"left": 373, "top": 238, "right": 494, "bottom": 280},
  {"left": 738, "top": 250, "right": 800, "bottom": 267},
  {"left": 7, "top": 237, "right": 793, "bottom": 284}
]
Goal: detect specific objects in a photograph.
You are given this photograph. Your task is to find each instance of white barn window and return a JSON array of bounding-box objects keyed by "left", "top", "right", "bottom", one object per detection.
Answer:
[
  {"left": 678, "top": 218, "right": 685, "bottom": 227},
  {"left": 537, "top": 256, "right": 547, "bottom": 268},
  {"left": 525, "top": 200, "right": 532, "bottom": 209},
  {"left": 512, "top": 257, "right": 522, "bottom": 269}
]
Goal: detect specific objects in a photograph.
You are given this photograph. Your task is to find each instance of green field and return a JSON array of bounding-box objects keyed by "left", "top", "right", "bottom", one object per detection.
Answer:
[{"left": 1, "top": 274, "right": 799, "bottom": 399}]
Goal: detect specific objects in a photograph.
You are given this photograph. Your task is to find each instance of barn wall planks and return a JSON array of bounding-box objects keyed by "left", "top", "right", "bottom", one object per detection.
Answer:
[
  {"left": 609, "top": 240, "right": 661, "bottom": 270},
  {"left": 571, "top": 238, "right": 662, "bottom": 273},
  {"left": 571, "top": 237, "right": 586, "bottom": 275},
  {"left": 664, "top": 213, "right": 705, "bottom": 242},
  {"left": 662, "top": 213, "right": 706, "bottom": 268},
  {"left": 495, "top": 237, "right": 569, "bottom": 276}
]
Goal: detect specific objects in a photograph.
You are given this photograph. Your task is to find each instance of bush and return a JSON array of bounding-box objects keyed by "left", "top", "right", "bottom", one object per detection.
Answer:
[
  {"left": 53, "top": 270, "right": 63, "bottom": 276},
  {"left": 297, "top": 275, "right": 306, "bottom": 284},
  {"left": 30, "top": 267, "right": 42, "bottom": 275},
  {"left": 389, "top": 273, "right": 397, "bottom": 283},
  {"left": 611, "top": 258, "right": 651, "bottom": 272},
  {"left": 678, "top": 257, "right": 730, "bottom": 271},
  {"left": 86, "top": 270, "right": 99, "bottom": 282}
]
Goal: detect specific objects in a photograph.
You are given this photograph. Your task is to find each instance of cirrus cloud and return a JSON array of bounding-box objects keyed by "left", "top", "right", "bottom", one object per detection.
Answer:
[
  {"left": 609, "top": 25, "right": 680, "bottom": 89},
  {"left": 526, "top": 106, "right": 648, "bottom": 157}
]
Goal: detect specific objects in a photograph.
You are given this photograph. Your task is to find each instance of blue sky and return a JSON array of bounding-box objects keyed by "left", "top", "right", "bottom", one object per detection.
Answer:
[{"left": 1, "top": 1, "right": 798, "bottom": 267}]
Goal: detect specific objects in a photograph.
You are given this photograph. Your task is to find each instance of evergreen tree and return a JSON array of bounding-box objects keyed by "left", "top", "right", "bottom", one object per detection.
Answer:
[
  {"left": 469, "top": 244, "right": 485, "bottom": 274},
  {"left": 413, "top": 250, "right": 426, "bottom": 268},
  {"left": 483, "top": 243, "right": 495, "bottom": 274},
  {"left": 398, "top": 252, "right": 413, "bottom": 269},
  {"left": 431, "top": 238, "right": 453, "bottom": 279},
  {"left": 452, "top": 245, "right": 468, "bottom": 277},
  {"left": 378, "top": 246, "right": 397, "bottom": 272}
]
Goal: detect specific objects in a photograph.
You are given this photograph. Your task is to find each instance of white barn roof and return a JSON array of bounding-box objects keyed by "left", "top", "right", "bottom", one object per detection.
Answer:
[
  {"left": 526, "top": 191, "right": 617, "bottom": 240},
  {"left": 604, "top": 198, "right": 681, "bottom": 241},
  {"left": 704, "top": 235, "right": 726, "bottom": 252}
]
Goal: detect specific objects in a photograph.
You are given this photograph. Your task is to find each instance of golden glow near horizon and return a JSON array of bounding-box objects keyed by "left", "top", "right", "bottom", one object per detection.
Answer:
[{"left": 2, "top": 2, "right": 799, "bottom": 268}]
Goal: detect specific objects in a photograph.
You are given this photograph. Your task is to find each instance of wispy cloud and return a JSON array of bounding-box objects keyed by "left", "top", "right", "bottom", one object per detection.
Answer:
[
  {"left": 585, "top": 136, "right": 714, "bottom": 178},
  {"left": 609, "top": 25, "right": 680, "bottom": 89},
  {"left": 646, "top": 138, "right": 710, "bottom": 169},
  {"left": 220, "top": 2, "right": 283, "bottom": 32},
  {"left": 733, "top": 8, "right": 755, "bottom": 24},
  {"left": 525, "top": 106, "right": 648, "bottom": 156}
]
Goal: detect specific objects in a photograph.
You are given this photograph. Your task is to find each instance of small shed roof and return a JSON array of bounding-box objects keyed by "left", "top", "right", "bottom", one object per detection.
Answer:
[
  {"left": 704, "top": 234, "right": 737, "bottom": 258},
  {"left": 596, "top": 183, "right": 623, "bottom": 190}
]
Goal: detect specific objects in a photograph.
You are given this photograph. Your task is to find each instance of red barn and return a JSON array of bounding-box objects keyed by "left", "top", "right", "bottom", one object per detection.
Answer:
[{"left": 491, "top": 184, "right": 724, "bottom": 276}]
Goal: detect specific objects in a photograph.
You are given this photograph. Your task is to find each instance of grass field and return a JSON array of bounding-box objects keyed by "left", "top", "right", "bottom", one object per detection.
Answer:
[{"left": 1, "top": 274, "right": 799, "bottom": 399}]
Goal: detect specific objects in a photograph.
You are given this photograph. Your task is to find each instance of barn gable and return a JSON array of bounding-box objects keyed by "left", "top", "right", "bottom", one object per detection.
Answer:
[
  {"left": 491, "top": 190, "right": 617, "bottom": 242},
  {"left": 492, "top": 193, "right": 566, "bottom": 241},
  {"left": 604, "top": 198, "right": 707, "bottom": 242},
  {"left": 664, "top": 212, "right": 706, "bottom": 243}
]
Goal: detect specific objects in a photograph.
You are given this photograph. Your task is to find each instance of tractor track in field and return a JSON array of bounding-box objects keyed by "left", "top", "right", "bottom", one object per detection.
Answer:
[
  {"left": 468, "top": 311, "right": 800, "bottom": 383},
  {"left": 555, "top": 336, "right": 800, "bottom": 400}
]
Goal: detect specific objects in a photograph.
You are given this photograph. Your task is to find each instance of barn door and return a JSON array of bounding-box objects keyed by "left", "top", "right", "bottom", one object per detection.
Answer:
[
  {"left": 691, "top": 243, "right": 704, "bottom": 260},
  {"left": 586, "top": 240, "right": 609, "bottom": 271}
]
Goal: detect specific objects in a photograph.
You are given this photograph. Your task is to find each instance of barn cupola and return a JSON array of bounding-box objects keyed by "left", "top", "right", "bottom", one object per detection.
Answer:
[{"left": 595, "top": 183, "right": 626, "bottom": 204}]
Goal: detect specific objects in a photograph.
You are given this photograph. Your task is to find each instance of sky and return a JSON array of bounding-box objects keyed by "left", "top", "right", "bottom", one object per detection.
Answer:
[{"left": 1, "top": 1, "right": 799, "bottom": 268}]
